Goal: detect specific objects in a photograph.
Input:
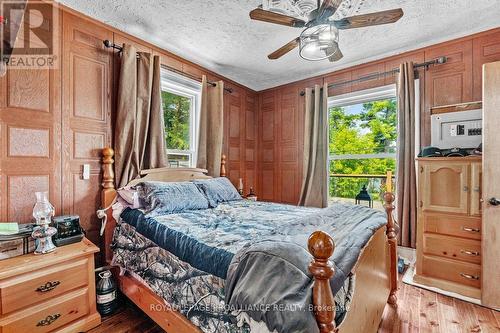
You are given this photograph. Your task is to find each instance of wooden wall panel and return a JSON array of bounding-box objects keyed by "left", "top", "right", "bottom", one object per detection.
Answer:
[
  {"left": 383, "top": 51, "right": 425, "bottom": 85},
  {"left": 61, "top": 12, "right": 113, "bottom": 250},
  {"left": 258, "top": 91, "right": 278, "bottom": 201},
  {"left": 351, "top": 62, "right": 386, "bottom": 92},
  {"left": 277, "top": 86, "right": 300, "bottom": 204},
  {"left": 424, "top": 40, "right": 473, "bottom": 106},
  {"left": 244, "top": 93, "right": 258, "bottom": 194},
  {"left": 0, "top": 8, "right": 62, "bottom": 225},
  {"left": 422, "top": 40, "right": 473, "bottom": 146},
  {"left": 472, "top": 33, "right": 500, "bottom": 101},
  {"left": 325, "top": 70, "right": 351, "bottom": 96},
  {"left": 224, "top": 87, "right": 242, "bottom": 187}
]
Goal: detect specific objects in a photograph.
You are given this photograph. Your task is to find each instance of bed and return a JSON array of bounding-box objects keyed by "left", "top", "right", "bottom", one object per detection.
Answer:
[{"left": 100, "top": 147, "right": 399, "bottom": 333}]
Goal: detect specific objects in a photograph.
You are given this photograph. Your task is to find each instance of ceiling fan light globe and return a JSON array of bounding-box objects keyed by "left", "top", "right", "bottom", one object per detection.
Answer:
[{"left": 299, "top": 24, "right": 338, "bottom": 61}]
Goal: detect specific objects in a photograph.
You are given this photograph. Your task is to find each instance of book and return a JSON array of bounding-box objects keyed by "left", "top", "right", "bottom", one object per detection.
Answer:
[{"left": 0, "top": 223, "right": 19, "bottom": 235}]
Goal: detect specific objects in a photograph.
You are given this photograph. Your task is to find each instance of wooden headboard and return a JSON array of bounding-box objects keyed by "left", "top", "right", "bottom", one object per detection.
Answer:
[
  {"left": 127, "top": 167, "right": 212, "bottom": 186},
  {"left": 100, "top": 147, "right": 227, "bottom": 263}
]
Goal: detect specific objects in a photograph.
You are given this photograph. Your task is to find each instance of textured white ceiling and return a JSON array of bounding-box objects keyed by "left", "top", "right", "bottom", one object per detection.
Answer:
[{"left": 57, "top": 0, "right": 500, "bottom": 91}]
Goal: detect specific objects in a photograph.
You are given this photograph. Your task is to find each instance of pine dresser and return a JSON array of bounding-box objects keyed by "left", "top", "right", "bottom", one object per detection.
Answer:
[
  {"left": 0, "top": 238, "right": 101, "bottom": 332},
  {"left": 415, "top": 156, "right": 482, "bottom": 299}
]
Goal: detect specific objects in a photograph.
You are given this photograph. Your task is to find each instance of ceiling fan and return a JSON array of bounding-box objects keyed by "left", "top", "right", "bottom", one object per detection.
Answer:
[{"left": 249, "top": 0, "right": 404, "bottom": 62}]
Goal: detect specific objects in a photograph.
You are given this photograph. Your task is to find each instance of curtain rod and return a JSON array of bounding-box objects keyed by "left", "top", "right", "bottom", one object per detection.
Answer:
[
  {"left": 299, "top": 56, "right": 447, "bottom": 96},
  {"left": 103, "top": 40, "right": 233, "bottom": 94}
]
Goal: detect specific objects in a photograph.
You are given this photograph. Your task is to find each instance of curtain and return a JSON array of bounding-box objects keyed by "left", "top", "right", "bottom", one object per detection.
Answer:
[
  {"left": 197, "top": 75, "right": 224, "bottom": 177},
  {"left": 299, "top": 83, "right": 329, "bottom": 208},
  {"left": 396, "top": 62, "right": 417, "bottom": 247},
  {"left": 114, "top": 44, "right": 167, "bottom": 188}
]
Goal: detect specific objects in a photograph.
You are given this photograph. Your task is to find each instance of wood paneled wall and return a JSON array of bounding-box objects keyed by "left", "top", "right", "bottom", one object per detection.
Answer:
[
  {"left": 0, "top": 4, "right": 257, "bottom": 263},
  {"left": 257, "top": 28, "right": 500, "bottom": 204}
]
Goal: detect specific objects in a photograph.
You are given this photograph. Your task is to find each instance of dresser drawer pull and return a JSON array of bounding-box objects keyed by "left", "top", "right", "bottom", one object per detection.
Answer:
[
  {"left": 460, "top": 250, "right": 480, "bottom": 256},
  {"left": 462, "top": 226, "right": 480, "bottom": 233},
  {"left": 36, "top": 313, "right": 61, "bottom": 326},
  {"left": 460, "top": 273, "right": 480, "bottom": 280},
  {"left": 36, "top": 280, "right": 60, "bottom": 292}
]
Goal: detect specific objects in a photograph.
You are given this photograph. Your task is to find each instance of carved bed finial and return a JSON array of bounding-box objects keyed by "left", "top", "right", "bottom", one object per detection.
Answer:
[
  {"left": 102, "top": 147, "right": 115, "bottom": 190},
  {"left": 221, "top": 154, "right": 227, "bottom": 177},
  {"left": 308, "top": 231, "right": 337, "bottom": 333},
  {"left": 383, "top": 192, "right": 399, "bottom": 306}
]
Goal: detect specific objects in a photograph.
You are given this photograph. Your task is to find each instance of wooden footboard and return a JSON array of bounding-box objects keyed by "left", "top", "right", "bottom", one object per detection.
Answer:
[
  {"left": 308, "top": 192, "right": 399, "bottom": 332},
  {"left": 100, "top": 147, "right": 398, "bottom": 333}
]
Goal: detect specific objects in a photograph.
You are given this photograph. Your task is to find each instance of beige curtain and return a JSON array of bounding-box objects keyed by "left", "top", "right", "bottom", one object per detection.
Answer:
[
  {"left": 114, "top": 44, "right": 167, "bottom": 188},
  {"left": 197, "top": 75, "right": 224, "bottom": 177},
  {"left": 299, "top": 83, "right": 329, "bottom": 208},
  {"left": 396, "top": 62, "right": 417, "bottom": 247}
]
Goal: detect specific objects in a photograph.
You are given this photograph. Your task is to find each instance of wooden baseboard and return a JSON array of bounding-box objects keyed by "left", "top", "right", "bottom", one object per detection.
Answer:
[{"left": 413, "top": 274, "right": 481, "bottom": 299}]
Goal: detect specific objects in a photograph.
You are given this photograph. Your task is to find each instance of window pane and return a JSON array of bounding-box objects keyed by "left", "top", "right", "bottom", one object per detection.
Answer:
[
  {"left": 162, "top": 91, "right": 191, "bottom": 151},
  {"left": 329, "top": 98, "right": 397, "bottom": 155},
  {"left": 329, "top": 97, "right": 397, "bottom": 210},
  {"left": 167, "top": 154, "right": 191, "bottom": 168}
]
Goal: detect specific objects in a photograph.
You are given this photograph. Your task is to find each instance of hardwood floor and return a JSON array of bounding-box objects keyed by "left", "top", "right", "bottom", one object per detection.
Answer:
[
  {"left": 88, "top": 279, "right": 500, "bottom": 333},
  {"left": 378, "top": 279, "right": 499, "bottom": 333}
]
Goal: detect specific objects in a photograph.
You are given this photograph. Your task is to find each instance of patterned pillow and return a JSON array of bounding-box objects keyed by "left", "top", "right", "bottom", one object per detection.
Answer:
[
  {"left": 192, "top": 177, "right": 242, "bottom": 208},
  {"left": 136, "top": 181, "right": 209, "bottom": 215}
]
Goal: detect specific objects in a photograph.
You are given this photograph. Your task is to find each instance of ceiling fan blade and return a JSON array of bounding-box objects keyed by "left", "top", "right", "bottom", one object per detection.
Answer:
[
  {"left": 334, "top": 8, "right": 404, "bottom": 29},
  {"left": 317, "top": 0, "right": 343, "bottom": 21},
  {"left": 268, "top": 38, "right": 300, "bottom": 60},
  {"left": 328, "top": 46, "right": 343, "bottom": 62},
  {"left": 250, "top": 8, "right": 306, "bottom": 28}
]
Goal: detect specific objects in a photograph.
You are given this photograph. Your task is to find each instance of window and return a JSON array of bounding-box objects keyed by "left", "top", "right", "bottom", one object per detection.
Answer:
[
  {"left": 328, "top": 85, "right": 398, "bottom": 210},
  {"left": 161, "top": 70, "right": 201, "bottom": 168}
]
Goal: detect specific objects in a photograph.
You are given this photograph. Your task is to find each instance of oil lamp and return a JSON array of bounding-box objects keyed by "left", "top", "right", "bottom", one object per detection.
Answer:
[{"left": 31, "top": 191, "right": 57, "bottom": 254}]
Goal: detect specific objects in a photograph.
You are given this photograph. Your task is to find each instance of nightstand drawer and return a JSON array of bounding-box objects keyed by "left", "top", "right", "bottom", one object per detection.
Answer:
[
  {"left": 0, "top": 287, "right": 89, "bottom": 333},
  {"left": 0, "top": 258, "right": 89, "bottom": 315},
  {"left": 422, "top": 213, "right": 481, "bottom": 240},
  {"left": 423, "top": 234, "right": 481, "bottom": 264},
  {"left": 421, "top": 255, "right": 481, "bottom": 289}
]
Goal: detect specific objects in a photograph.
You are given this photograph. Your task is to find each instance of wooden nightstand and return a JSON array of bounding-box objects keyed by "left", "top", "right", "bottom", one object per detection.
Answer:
[{"left": 0, "top": 238, "right": 101, "bottom": 332}]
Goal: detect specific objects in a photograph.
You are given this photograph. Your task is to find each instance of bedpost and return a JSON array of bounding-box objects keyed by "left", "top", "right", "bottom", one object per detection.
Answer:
[
  {"left": 220, "top": 154, "right": 227, "bottom": 177},
  {"left": 101, "top": 147, "right": 117, "bottom": 264},
  {"left": 383, "top": 192, "right": 399, "bottom": 306},
  {"left": 308, "top": 231, "right": 337, "bottom": 333}
]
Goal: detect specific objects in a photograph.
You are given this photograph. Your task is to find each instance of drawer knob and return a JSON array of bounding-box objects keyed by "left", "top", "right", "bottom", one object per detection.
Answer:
[
  {"left": 489, "top": 197, "right": 500, "bottom": 206},
  {"left": 36, "top": 313, "right": 61, "bottom": 326},
  {"left": 462, "top": 226, "right": 480, "bottom": 233},
  {"left": 460, "top": 249, "right": 480, "bottom": 256},
  {"left": 460, "top": 273, "right": 480, "bottom": 280},
  {"left": 36, "top": 280, "right": 60, "bottom": 292}
]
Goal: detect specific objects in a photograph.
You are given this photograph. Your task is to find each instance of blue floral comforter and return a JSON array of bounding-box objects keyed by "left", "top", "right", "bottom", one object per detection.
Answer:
[
  {"left": 114, "top": 200, "right": 387, "bottom": 333},
  {"left": 120, "top": 200, "right": 320, "bottom": 278}
]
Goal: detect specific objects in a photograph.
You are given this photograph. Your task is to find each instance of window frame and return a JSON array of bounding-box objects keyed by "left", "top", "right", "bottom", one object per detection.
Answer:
[
  {"left": 160, "top": 69, "right": 202, "bottom": 168},
  {"left": 327, "top": 80, "right": 421, "bottom": 202}
]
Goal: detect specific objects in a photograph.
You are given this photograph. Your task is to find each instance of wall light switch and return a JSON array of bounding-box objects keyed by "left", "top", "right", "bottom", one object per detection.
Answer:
[{"left": 83, "top": 164, "right": 90, "bottom": 180}]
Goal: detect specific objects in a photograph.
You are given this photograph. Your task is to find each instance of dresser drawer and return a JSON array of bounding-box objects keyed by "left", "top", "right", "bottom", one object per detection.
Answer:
[
  {"left": 422, "top": 213, "right": 481, "bottom": 240},
  {"left": 0, "top": 287, "right": 89, "bottom": 333},
  {"left": 423, "top": 234, "right": 481, "bottom": 264},
  {"left": 421, "top": 255, "right": 481, "bottom": 289},
  {"left": 0, "top": 258, "right": 89, "bottom": 315}
]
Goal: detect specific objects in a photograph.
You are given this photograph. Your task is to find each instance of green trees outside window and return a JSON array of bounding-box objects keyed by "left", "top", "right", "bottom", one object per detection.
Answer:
[{"left": 162, "top": 91, "right": 193, "bottom": 167}]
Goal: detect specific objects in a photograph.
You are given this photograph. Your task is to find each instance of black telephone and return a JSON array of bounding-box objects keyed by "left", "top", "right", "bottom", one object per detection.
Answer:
[{"left": 52, "top": 215, "right": 85, "bottom": 246}]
